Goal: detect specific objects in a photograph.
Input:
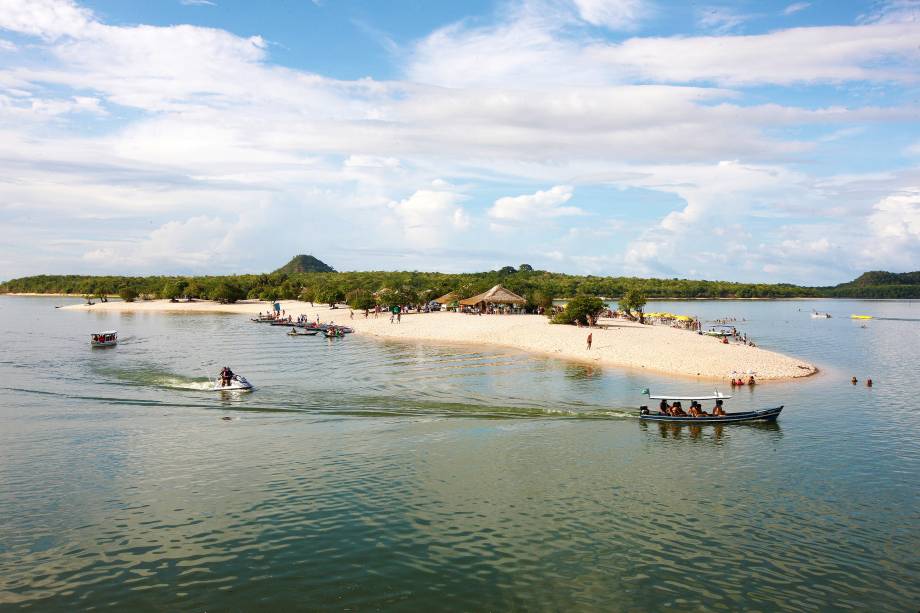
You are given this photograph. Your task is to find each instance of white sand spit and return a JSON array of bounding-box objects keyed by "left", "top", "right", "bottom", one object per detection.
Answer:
[{"left": 60, "top": 300, "right": 817, "bottom": 380}]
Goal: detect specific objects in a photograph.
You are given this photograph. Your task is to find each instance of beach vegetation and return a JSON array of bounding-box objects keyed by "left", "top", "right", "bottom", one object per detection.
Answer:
[
  {"left": 553, "top": 295, "right": 605, "bottom": 325},
  {"left": 618, "top": 289, "right": 647, "bottom": 318},
  {"left": 210, "top": 280, "right": 245, "bottom": 304},
  {"left": 4, "top": 263, "right": 920, "bottom": 301},
  {"left": 118, "top": 286, "right": 138, "bottom": 302},
  {"left": 346, "top": 289, "right": 376, "bottom": 311}
]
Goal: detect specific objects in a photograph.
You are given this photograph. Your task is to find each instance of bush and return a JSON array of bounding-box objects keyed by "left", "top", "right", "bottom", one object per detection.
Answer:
[
  {"left": 346, "top": 289, "right": 376, "bottom": 310},
  {"left": 316, "top": 287, "right": 344, "bottom": 306},
  {"left": 210, "top": 280, "right": 245, "bottom": 304},
  {"left": 118, "top": 286, "right": 138, "bottom": 302},
  {"left": 259, "top": 288, "right": 280, "bottom": 302},
  {"left": 618, "top": 289, "right": 647, "bottom": 317},
  {"left": 552, "top": 295, "right": 605, "bottom": 325}
]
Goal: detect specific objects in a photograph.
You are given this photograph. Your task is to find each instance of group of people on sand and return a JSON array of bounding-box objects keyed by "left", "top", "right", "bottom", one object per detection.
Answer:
[
  {"left": 659, "top": 399, "right": 726, "bottom": 417},
  {"left": 731, "top": 376, "right": 756, "bottom": 386}
]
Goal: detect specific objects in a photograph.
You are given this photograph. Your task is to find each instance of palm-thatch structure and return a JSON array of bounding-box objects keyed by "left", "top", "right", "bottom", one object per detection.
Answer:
[
  {"left": 459, "top": 284, "right": 526, "bottom": 308},
  {"left": 433, "top": 291, "right": 459, "bottom": 304}
]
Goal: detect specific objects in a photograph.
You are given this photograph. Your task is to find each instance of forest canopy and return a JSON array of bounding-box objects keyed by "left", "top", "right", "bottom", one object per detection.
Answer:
[{"left": 3, "top": 263, "right": 918, "bottom": 301}]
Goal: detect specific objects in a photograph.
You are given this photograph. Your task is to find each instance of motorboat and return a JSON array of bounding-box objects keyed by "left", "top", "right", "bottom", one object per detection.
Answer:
[
  {"left": 811, "top": 311, "right": 831, "bottom": 318},
  {"left": 212, "top": 374, "right": 253, "bottom": 392},
  {"left": 702, "top": 325, "right": 735, "bottom": 337},
  {"left": 850, "top": 314, "right": 873, "bottom": 320},
  {"left": 91, "top": 331, "right": 118, "bottom": 347},
  {"left": 638, "top": 389, "right": 782, "bottom": 423}
]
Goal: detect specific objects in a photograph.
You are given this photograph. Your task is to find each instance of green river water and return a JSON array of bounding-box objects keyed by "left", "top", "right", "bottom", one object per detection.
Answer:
[{"left": 0, "top": 296, "right": 917, "bottom": 611}]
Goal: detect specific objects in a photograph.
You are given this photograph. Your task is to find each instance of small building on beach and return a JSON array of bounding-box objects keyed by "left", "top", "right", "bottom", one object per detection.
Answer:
[{"left": 460, "top": 285, "right": 526, "bottom": 312}]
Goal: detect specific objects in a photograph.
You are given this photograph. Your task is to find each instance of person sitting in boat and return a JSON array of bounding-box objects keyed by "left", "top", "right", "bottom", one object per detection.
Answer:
[
  {"left": 659, "top": 399, "right": 669, "bottom": 415},
  {"left": 711, "top": 399, "right": 726, "bottom": 416},
  {"left": 748, "top": 375, "right": 756, "bottom": 385},
  {"left": 670, "top": 401, "right": 687, "bottom": 417},
  {"left": 688, "top": 401, "right": 708, "bottom": 417}
]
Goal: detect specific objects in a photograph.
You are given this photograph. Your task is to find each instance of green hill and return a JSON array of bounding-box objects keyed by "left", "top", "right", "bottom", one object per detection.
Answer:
[
  {"left": 841, "top": 270, "right": 920, "bottom": 287},
  {"left": 273, "top": 255, "right": 335, "bottom": 274},
  {"left": 823, "top": 270, "right": 920, "bottom": 298}
]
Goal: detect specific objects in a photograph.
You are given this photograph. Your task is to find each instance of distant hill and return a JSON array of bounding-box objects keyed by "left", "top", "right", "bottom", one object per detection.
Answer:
[
  {"left": 840, "top": 270, "right": 920, "bottom": 287},
  {"left": 824, "top": 270, "right": 920, "bottom": 298},
  {"left": 273, "top": 255, "right": 335, "bottom": 274}
]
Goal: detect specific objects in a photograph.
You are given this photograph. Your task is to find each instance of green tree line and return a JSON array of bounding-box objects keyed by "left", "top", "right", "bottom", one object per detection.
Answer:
[{"left": 2, "top": 265, "right": 919, "bottom": 302}]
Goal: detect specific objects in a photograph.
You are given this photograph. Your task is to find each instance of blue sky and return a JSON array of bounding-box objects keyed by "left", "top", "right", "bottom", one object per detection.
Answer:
[{"left": 0, "top": 0, "right": 918, "bottom": 284}]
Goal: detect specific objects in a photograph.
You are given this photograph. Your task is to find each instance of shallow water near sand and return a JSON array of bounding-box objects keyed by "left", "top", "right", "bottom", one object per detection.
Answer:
[{"left": 1, "top": 295, "right": 918, "bottom": 610}]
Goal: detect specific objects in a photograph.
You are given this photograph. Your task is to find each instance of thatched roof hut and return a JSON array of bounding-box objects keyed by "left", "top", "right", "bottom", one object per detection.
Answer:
[
  {"left": 459, "top": 285, "right": 526, "bottom": 307},
  {"left": 433, "top": 291, "right": 459, "bottom": 304}
]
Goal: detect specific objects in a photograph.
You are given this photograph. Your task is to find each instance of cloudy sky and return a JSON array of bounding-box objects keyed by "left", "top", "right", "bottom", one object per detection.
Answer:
[{"left": 0, "top": 0, "right": 918, "bottom": 283}]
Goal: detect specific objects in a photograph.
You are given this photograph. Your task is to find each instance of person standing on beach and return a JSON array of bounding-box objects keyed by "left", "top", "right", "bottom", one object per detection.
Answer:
[{"left": 587, "top": 332, "right": 592, "bottom": 350}]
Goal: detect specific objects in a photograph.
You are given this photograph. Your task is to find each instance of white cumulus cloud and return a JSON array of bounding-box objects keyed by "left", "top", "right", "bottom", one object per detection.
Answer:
[{"left": 488, "top": 185, "right": 583, "bottom": 222}]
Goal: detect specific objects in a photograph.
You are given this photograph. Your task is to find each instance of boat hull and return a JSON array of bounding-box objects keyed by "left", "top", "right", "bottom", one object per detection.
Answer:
[
  {"left": 90, "top": 341, "right": 117, "bottom": 347},
  {"left": 639, "top": 406, "right": 783, "bottom": 423}
]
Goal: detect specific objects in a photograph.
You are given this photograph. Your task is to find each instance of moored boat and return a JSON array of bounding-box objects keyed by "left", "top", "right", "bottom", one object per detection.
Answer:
[
  {"left": 90, "top": 331, "right": 118, "bottom": 347},
  {"left": 287, "top": 329, "right": 319, "bottom": 336}
]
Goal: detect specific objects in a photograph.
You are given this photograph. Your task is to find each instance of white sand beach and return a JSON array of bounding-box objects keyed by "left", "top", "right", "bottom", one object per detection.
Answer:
[{"left": 59, "top": 299, "right": 817, "bottom": 380}]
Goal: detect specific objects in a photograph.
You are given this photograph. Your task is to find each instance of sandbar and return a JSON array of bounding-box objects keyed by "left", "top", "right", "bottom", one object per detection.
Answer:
[{"left": 57, "top": 299, "right": 817, "bottom": 381}]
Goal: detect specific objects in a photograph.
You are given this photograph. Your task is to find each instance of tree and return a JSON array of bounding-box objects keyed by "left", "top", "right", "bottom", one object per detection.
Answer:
[
  {"left": 619, "top": 289, "right": 647, "bottom": 319},
  {"left": 519, "top": 264, "right": 534, "bottom": 272},
  {"left": 316, "top": 287, "right": 344, "bottom": 306},
  {"left": 161, "top": 281, "right": 182, "bottom": 300},
  {"left": 118, "top": 286, "right": 138, "bottom": 302},
  {"left": 498, "top": 265, "right": 517, "bottom": 275},
  {"left": 552, "top": 295, "right": 605, "bottom": 325},
  {"left": 526, "top": 290, "right": 554, "bottom": 313},
  {"left": 259, "top": 287, "right": 280, "bottom": 302},
  {"left": 185, "top": 280, "right": 203, "bottom": 299},
  {"left": 346, "top": 288, "right": 376, "bottom": 310},
  {"left": 299, "top": 286, "right": 317, "bottom": 303},
  {"left": 210, "top": 280, "right": 245, "bottom": 304}
]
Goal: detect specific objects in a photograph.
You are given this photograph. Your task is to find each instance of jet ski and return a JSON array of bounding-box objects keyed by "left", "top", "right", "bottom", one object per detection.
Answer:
[{"left": 212, "top": 374, "right": 253, "bottom": 392}]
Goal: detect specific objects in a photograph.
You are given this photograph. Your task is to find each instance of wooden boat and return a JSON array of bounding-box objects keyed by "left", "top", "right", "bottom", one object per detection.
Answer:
[
  {"left": 270, "top": 320, "right": 296, "bottom": 326},
  {"left": 287, "top": 329, "right": 319, "bottom": 336},
  {"left": 639, "top": 389, "right": 782, "bottom": 423},
  {"left": 90, "top": 330, "right": 117, "bottom": 347},
  {"left": 639, "top": 405, "right": 783, "bottom": 423}
]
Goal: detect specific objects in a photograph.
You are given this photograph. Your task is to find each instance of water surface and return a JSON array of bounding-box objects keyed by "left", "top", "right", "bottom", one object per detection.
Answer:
[{"left": 0, "top": 296, "right": 918, "bottom": 610}]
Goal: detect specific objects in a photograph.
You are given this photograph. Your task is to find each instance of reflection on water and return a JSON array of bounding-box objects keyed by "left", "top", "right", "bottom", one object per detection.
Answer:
[{"left": 0, "top": 296, "right": 918, "bottom": 611}]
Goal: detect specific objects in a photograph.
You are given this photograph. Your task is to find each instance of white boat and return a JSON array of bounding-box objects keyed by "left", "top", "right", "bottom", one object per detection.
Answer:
[
  {"left": 811, "top": 311, "right": 831, "bottom": 318},
  {"left": 91, "top": 331, "right": 118, "bottom": 347},
  {"left": 212, "top": 374, "right": 253, "bottom": 391}
]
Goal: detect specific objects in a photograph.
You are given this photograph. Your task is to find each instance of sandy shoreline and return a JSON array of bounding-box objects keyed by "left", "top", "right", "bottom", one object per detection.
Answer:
[{"left": 55, "top": 299, "right": 817, "bottom": 381}]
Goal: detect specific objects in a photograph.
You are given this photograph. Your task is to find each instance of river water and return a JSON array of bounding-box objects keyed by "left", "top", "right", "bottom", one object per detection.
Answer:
[{"left": 0, "top": 296, "right": 917, "bottom": 611}]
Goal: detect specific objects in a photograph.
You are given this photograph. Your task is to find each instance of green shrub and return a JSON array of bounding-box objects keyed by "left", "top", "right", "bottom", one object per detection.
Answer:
[
  {"left": 552, "top": 295, "right": 605, "bottom": 325},
  {"left": 118, "top": 286, "right": 138, "bottom": 302}
]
